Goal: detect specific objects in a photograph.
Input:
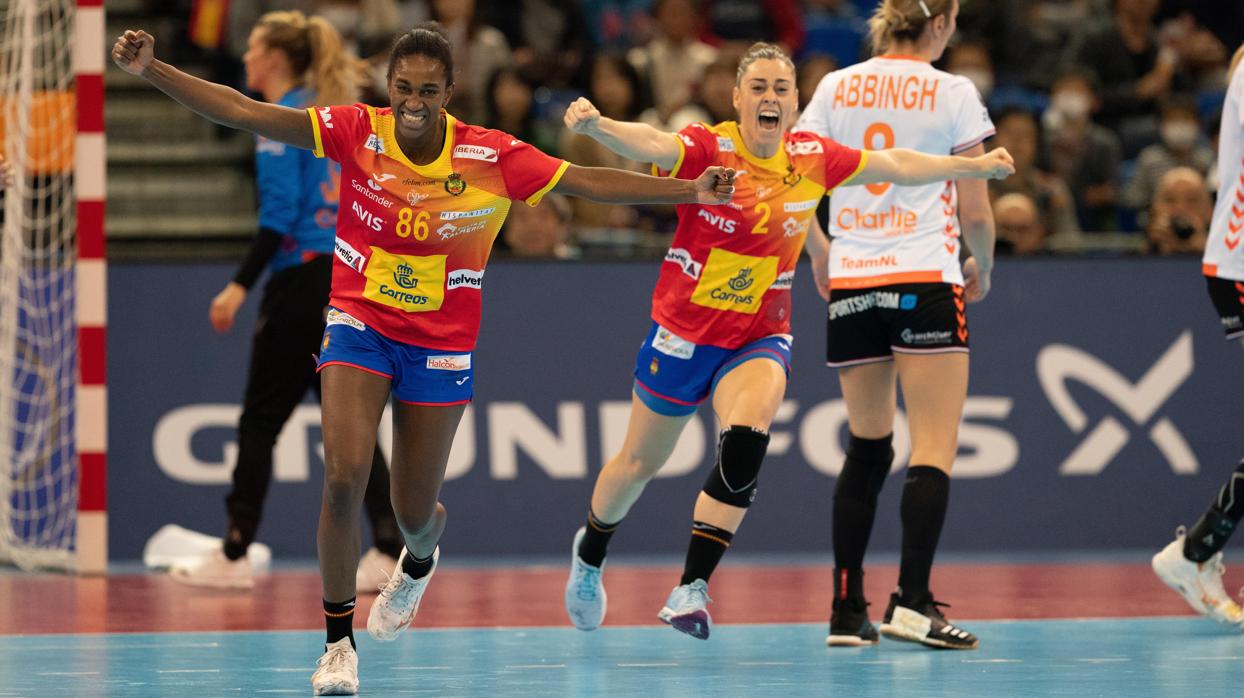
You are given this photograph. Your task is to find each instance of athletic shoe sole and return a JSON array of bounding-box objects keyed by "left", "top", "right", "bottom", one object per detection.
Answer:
[
  {"left": 879, "top": 622, "right": 978, "bottom": 650},
  {"left": 312, "top": 678, "right": 358, "bottom": 696},
  {"left": 825, "top": 633, "right": 878, "bottom": 647},
  {"left": 659, "top": 607, "right": 711, "bottom": 640}
]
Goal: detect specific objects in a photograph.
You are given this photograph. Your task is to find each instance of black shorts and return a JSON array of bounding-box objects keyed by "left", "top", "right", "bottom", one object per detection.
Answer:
[
  {"left": 826, "top": 283, "right": 968, "bottom": 367},
  {"left": 1206, "top": 276, "right": 1244, "bottom": 340}
]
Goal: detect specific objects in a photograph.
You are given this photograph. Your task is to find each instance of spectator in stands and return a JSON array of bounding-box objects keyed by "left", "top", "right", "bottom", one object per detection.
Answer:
[
  {"left": 985, "top": 0, "right": 1099, "bottom": 91},
  {"left": 1042, "top": 70, "right": 1123, "bottom": 231},
  {"left": 990, "top": 109, "right": 1081, "bottom": 237},
  {"left": 944, "top": 41, "right": 994, "bottom": 105},
  {"left": 994, "top": 193, "right": 1051, "bottom": 256},
  {"left": 1146, "top": 166, "right": 1212, "bottom": 255},
  {"left": 1061, "top": 0, "right": 1186, "bottom": 152},
  {"left": 478, "top": 0, "right": 594, "bottom": 89},
  {"left": 797, "top": 54, "right": 836, "bottom": 113},
  {"left": 501, "top": 193, "right": 577, "bottom": 259},
  {"left": 627, "top": 0, "right": 718, "bottom": 129},
  {"left": 696, "top": 56, "right": 739, "bottom": 124},
  {"left": 427, "top": 0, "right": 512, "bottom": 125},
  {"left": 1154, "top": 9, "right": 1229, "bottom": 86},
  {"left": 803, "top": 0, "right": 860, "bottom": 20},
  {"left": 700, "top": 0, "right": 805, "bottom": 55},
  {"left": 560, "top": 55, "right": 650, "bottom": 231},
  {"left": 483, "top": 67, "right": 558, "bottom": 156},
  {"left": 1125, "top": 96, "right": 1214, "bottom": 211}
]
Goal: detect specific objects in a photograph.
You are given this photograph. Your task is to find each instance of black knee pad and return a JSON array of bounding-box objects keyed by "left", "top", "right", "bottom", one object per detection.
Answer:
[
  {"left": 834, "top": 433, "right": 894, "bottom": 506},
  {"left": 702, "top": 425, "right": 770, "bottom": 507}
]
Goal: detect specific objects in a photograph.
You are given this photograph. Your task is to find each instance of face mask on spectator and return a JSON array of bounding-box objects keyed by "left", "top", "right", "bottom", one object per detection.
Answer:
[
  {"left": 1052, "top": 91, "right": 1091, "bottom": 121},
  {"left": 959, "top": 69, "right": 993, "bottom": 99},
  {"left": 1161, "top": 122, "right": 1199, "bottom": 151}
]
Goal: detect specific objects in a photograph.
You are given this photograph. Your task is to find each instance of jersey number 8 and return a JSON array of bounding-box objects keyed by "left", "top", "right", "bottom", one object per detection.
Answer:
[{"left": 863, "top": 122, "right": 894, "bottom": 197}]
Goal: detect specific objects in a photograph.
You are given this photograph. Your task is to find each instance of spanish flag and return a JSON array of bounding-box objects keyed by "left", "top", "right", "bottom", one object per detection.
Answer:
[{"left": 189, "top": 0, "right": 230, "bottom": 50}]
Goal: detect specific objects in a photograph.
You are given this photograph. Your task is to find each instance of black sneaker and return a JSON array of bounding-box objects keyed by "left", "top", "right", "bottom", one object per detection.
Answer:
[
  {"left": 826, "top": 597, "right": 879, "bottom": 647},
  {"left": 879, "top": 592, "right": 978, "bottom": 650}
]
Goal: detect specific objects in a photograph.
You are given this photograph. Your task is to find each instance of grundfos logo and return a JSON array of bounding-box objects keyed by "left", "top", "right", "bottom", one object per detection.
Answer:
[{"left": 1037, "top": 331, "right": 1197, "bottom": 475}]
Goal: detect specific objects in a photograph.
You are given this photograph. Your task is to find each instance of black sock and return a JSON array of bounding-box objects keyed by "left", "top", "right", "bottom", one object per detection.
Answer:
[
  {"left": 833, "top": 433, "right": 893, "bottom": 571},
  {"left": 833, "top": 566, "right": 866, "bottom": 603},
  {"left": 401, "top": 547, "right": 435, "bottom": 579},
  {"left": 577, "top": 510, "right": 620, "bottom": 568},
  {"left": 222, "top": 524, "right": 249, "bottom": 561},
  {"left": 324, "top": 598, "right": 356, "bottom": 648},
  {"left": 680, "top": 521, "right": 734, "bottom": 585},
  {"left": 1185, "top": 459, "right": 1244, "bottom": 562},
  {"left": 897, "top": 466, "right": 950, "bottom": 604}
]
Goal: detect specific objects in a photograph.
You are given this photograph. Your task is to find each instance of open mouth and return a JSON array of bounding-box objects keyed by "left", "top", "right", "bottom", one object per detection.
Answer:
[
  {"left": 399, "top": 108, "right": 429, "bottom": 129},
  {"left": 758, "top": 109, "right": 780, "bottom": 131}
]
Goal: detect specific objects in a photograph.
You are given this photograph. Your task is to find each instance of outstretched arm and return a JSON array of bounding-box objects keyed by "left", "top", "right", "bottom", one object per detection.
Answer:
[
  {"left": 112, "top": 30, "right": 314, "bottom": 150},
  {"left": 851, "top": 147, "right": 1014, "bottom": 187},
  {"left": 554, "top": 164, "right": 735, "bottom": 205},
  {"left": 563, "top": 97, "right": 683, "bottom": 172}
]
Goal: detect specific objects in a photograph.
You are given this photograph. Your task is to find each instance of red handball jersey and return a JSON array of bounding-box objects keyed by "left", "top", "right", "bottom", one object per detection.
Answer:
[
  {"left": 651, "top": 121, "right": 865, "bottom": 348},
  {"left": 308, "top": 104, "right": 568, "bottom": 350}
]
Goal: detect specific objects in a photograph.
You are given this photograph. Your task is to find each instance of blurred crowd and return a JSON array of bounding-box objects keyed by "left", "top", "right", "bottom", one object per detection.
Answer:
[{"left": 160, "top": 0, "right": 1243, "bottom": 259}]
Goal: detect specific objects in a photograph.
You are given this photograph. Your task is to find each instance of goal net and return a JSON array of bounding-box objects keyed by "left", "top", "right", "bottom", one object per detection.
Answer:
[{"left": 0, "top": 0, "right": 102, "bottom": 573}]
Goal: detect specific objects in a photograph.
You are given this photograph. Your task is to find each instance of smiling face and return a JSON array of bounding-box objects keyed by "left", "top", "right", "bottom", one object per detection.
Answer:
[
  {"left": 732, "top": 57, "right": 798, "bottom": 153},
  {"left": 388, "top": 53, "right": 454, "bottom": 144}
]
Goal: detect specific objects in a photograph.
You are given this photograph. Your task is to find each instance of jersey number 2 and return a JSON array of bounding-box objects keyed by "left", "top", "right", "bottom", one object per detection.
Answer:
[{"left": 863, "top": 122, "right": 894, "bottom": 196}]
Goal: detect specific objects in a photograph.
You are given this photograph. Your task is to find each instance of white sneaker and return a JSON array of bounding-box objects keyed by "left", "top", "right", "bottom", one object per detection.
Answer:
[
  {"left": 310, "top": 637, "right": 358, "bottom": 695},
  {"left": 355, "top": 548, "right": 399, "bottom": 596},
  {"left": 1152, "top": 527, "right": 1244, "bottom": 625},
  {"left": 168, "top": 548, "right": 254, "bottom": 590},
  {"left": 367, "top": 546, "right": 438, "bottom": 641},
  {"left": 657, "top": 579, "right": 712, "bottom": 640},
  {"left": 565, "top": 527, "right": 607, "bottom": 630}
]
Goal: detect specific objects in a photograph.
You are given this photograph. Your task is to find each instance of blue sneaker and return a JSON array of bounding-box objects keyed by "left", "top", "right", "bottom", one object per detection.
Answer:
[
  {"left": 657, "top": 579, "right": 712, "bottom": 640},
  {"left": 564, "top": 527, "right": 607, "bottom": 630}
]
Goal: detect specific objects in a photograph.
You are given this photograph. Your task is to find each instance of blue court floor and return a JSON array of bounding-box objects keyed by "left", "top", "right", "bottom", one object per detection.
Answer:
[{"left": 1, "top": 618, "right": 1241, "bottom": 697}]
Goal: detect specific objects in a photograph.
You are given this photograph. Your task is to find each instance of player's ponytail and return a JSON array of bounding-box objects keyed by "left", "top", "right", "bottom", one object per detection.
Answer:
[
  {"left": 867, "top": 0, "right": 954, "bottom": 55},
  {"left": 304, "top": 15, "right": 367, "bottom": 106},
  {"left": 255, "top": 10, "right": 367, "bottom": 106}
]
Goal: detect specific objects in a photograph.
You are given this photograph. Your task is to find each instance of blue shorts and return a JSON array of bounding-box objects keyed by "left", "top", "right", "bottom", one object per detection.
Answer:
[
  {"left": 316, "top": 307, "right": 473, "bottom": 406},
  {"left": 632, "top": 322, "right": 792, "bottom": 417}
]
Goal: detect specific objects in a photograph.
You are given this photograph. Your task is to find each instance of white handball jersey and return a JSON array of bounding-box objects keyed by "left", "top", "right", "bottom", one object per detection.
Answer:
[
  {"left": 1204, "top": 62, "right": 1244, "bottom": 282},
  {"left": 796, "top": 56, "right": 994, "bottom": 289}
]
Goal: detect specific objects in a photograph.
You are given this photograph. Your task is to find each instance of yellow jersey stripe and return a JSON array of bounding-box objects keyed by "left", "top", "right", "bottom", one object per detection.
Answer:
[
  {"left": 307, "top": 107, "right": 325, "bottom": 159},
  {"left": 835, "top": 149, "right": 870, "bottom": 190},
  {"left": 525, "top": 160, "right": 571, "bottom": 206}
]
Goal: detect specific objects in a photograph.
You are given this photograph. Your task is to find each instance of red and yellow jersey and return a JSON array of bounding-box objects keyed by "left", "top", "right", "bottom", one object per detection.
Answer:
[
  {"left": 309, "top": 104, "right": 568, "bottom": 350},
  {"left": 651, "top": 121, "right": 865, "bottom": 347}
]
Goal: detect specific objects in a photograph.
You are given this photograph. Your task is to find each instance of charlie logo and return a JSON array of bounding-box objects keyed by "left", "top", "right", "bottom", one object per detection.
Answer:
[
  {"left": 393, "top": 263, "right": 418, "bottom": 290},
  {"left": 1037, "top": 331, "right": 1197, "bottom": 475},
  {"left": 445, "top": 173, "right": 466, "bottom": 196},
  {"left": 727, "top": 268, "right": 755, "bottom": 292}
]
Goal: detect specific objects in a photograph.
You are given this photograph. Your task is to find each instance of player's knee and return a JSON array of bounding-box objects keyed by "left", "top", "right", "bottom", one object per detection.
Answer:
[
  {"left": 702, "top": 425, "right": 770, "bottom": 507},
  {"left": 321, "top": 469, "right": 363, "bottom": 519},
  {"left": 615, "top": 451, "right": 666, "bottom": 482},
  {"left": 834, "top": 432, "right": 893, "bottom": 506},
  {"left": 394, "top": 501, "right": 446, "bottom": 540}
]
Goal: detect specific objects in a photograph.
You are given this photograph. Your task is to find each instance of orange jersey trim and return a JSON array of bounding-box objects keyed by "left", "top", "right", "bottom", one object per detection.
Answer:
[
  {"left": 307, "top": 107, "right": 325, "bottom": 159},
  {"left": 525, "top": 160, "right": 571, "bottom": 206},
  {"left": 830, "top": 270, "right": 943, "bottom": 289},
  {"left": 1204, "top": 263, "right": 1219, "bottom": 277}
]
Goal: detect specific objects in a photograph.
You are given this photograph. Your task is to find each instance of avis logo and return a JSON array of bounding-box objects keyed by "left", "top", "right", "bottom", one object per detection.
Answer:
[{"left": 1037, "top": 331, "right": 1197, "bottom": 475}]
